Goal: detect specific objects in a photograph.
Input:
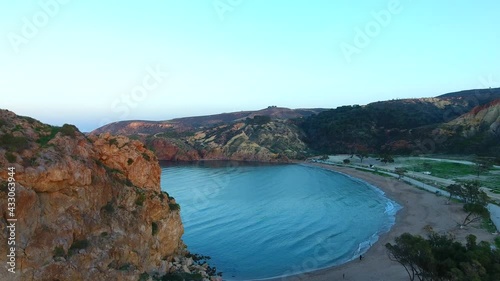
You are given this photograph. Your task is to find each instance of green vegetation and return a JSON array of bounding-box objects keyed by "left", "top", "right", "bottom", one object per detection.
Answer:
[
  {"left": 5, "top": 151, "right": 17, "bottom": 162},
  {"left": 447, "top": 180, "right": 490, "bottom": 226},
  {"left": 127, "top": 158, "right": 134, "bottom": 165},
  {"left": 395, "top": 167, "right": 407, "bottom": 179},
  {"left": 408, "top": 160, "right": 478, "bottom": 179},
  {"left": 0, "top": 118, "right": 6, "bottom": 127},
  {"left": 142, "top": 152, "right": 151, "bottom": 161},
  {"left": 169, "top": 203, "right": 180, "bottom": 211},
  {"left": 60, "top": 124, "right": 78, "bottom": 137},
  {"left": 0, "top": 133, "right": 29, "bottom": 152},
  {"left": 245, "top": 115, "right": 271, "bottom": 125},
  {"left": 109, "top": 138, "right": 118, "bottom": 146},
  {"left": 37, "top": 126, "right": 60, "bottom": 146},
  {"left": 158, "top": 273, "right": 204, "bottom": 281},
  {"left": 102, "top": 201, "right": 114, "bottom": 213},
  {"left": 481, "top": 218, "right": 498, "bottom": 233},
  {"left": 135, "top": 192, "right": 146, "bottom": 206},
  {"left": 118, "top": 263, "right": 132, "bottom": 271},
  {"left": 53, "top": 246, "right": 66, "bottom": 258},
  {"left": 70, "top": 239, "right": 89, "bottom": 250},
  {"left": 386, "top": 233, "right": 500, "bottom": 281},
  {"left": 139, "top": 272, "right": 150, "bottom": 281},
  {"left": 152, "top": 222, "right": 159, "bottom": 236}
]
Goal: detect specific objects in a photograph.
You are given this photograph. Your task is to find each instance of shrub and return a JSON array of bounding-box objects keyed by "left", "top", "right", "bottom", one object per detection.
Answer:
[
  {"left": 139, "top": 272, "right": 150, "bottom": 281},
  {"left": 102, "top": 201, "right": 114, "bottom": 213},
  {"left": 160, "top": 273, "right": 203, "bottom": 281},
  {"left": 169, "top": 203, "right": 180, "bottom": 211},
  {"left": 37, "top": 126, "right": 60, "bottom": 146},
  {"left": 343, "top": 159, "right": 350, "bottom": 164},
  {"left": 109, "top": 138, "right": 118, "bottom": 146},
  {"left": 118, "top": 263, "right": 132, "bottom": 271},
  {"left": 142, "top": 152, "right": 151, "bottom": 161},
  {"left": 127, "top": 158, "right": 134, "bottom": 165},
  {"left": 152, "top": 222, "right": 159, "bottom": 236},
  {"left": 135, "top": 193, "right": 146, "bottom": 206},
  {"left": 53, "top": 246, "right": 66, "bottom": 258},
  {"left": 5, "top": 152, "right": 16, "bottom": 163},
  {"left": 60, "top": 124, "right": 78, "bottom": 137},
  {"left": 0, "top": 133, "right": 29, "bottom": 152},
  {"left": 70, "top": 239, "right": 89, "bottom": 250}
]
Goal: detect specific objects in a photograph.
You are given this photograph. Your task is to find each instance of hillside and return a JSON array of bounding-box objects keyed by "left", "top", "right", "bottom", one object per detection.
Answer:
[
  {"left": 0, "top": 110, "right": 219, "bottom": 281},
  {"left": 91, "top": 87, "right": 500, "bottom": 162},
  {"left": 433, "top": 98, "right": 500, "bottom": 156},
  {"left": 129, "top": 118, "right": 308, "bottom": 162},
  {"left": 299, "top": 88, "right": 500, "bottom": 156},
  {"left": 92, "top": 107, "right": 326, "bottom": 136}
]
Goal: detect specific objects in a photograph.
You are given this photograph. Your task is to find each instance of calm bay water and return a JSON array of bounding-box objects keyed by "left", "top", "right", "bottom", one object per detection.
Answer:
[{"left": 160, "top": 162, "right": 400, "bottom": 280}]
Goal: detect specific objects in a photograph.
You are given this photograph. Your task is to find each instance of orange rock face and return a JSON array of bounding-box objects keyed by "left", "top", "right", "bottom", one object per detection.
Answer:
[{"left": 0, "top": 110, "right": 184, "bottom": 281}]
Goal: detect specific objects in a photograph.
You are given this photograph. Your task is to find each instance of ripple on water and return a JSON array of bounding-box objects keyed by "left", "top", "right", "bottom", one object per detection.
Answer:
[{"left": 161, "top": 163, "right": 401, "bottom": 280}]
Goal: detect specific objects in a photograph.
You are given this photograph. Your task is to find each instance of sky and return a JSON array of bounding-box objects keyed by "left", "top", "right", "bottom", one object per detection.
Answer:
[{"left": 1, "top": 0, "right": 499, "bottom": 132}]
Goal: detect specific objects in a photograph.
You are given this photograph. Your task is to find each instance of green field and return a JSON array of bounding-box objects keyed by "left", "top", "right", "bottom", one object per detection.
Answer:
[
  {"left": 401, "top": 159, "right": 500, "bottom": 192},
  {"left": 405, "top": 160, "right": 477, "bottom": 178}
]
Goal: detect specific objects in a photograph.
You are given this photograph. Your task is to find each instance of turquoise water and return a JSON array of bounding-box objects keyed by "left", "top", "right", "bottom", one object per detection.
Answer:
[{"left": 160, "top": 162, "right": 401, "bottom": 280}]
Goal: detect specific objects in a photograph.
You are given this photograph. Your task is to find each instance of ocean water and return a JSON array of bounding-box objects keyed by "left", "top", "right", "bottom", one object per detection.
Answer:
[{"left": 160, "top": 162, "right": 401, "bottom": 280}]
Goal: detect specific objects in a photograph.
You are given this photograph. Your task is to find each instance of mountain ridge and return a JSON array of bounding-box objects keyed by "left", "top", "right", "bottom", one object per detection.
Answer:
[{"left": 91, "top": 87, "right": 500, "bottom": 162}]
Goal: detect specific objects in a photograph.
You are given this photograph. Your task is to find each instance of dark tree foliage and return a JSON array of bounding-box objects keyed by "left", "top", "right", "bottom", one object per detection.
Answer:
[
  {"left": 297, "top": 91, "right": 500, "bottom": 157},
  {"left": 446, "top": 180, "right": 490, "bottom": 226},
  {"left": 386, "top": 233, "right": 500, "bottom": 281}
]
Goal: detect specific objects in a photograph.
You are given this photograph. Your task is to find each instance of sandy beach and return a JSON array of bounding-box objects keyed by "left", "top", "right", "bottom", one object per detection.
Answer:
[{"left": 272, "top": 163, "right": 495, "bottom": 281}]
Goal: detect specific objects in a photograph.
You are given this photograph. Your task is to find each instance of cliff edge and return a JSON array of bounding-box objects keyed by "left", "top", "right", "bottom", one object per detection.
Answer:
[{"left": 0, "top": 110, "right": 213, "bottom": 280}]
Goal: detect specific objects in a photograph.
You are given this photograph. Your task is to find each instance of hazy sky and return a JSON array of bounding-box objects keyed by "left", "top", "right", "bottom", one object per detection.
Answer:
[{"left": 1, "top": 0, "right": 499, "bottom": 132}]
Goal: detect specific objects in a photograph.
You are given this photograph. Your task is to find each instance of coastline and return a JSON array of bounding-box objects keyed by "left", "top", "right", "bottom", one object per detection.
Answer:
[{"left": 269, "top": 163, "right": 495, "bottom": 281}]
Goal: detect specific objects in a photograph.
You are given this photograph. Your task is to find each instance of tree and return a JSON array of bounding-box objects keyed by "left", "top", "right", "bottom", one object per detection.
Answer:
[
  {"left": 474, "top": 157, "right": 493, "bottom": 177},
  {"left": 386, "top": 233, "right": 500, "bottom": 281},
  {"left": 380, "top": 154, "right": 394, "bottom": 164},
  {"left": 462, "top": 203, "right": 489, "bottom": 226},
  {"left": 385, "top": 233, "right": 432, "bottom": 281},
  {"left": 356, "top": 151, "right": 368, "bottom": 163},
  {"left": 395, "top": 167, "right": 407, "bottom": 179},
  {"left": 446, "top": 181, "right": 490, "bottom": 227}
]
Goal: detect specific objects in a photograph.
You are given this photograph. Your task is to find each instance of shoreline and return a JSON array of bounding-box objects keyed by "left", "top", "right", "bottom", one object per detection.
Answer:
[{"left": 268, "top": 162, "right": 495, "bottom": 281}]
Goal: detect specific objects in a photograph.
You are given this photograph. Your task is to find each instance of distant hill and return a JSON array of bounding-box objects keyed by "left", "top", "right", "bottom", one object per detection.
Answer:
[
  {"left": 91, "top": 107, "right": 327, "bottom": 136},
  {"left": 433, "top": 98, "right": 500, "bottom": 156},
  {"left": 299, "top": 88, "right": 500, "bottom": 156},
  {"left": 92, "top": 88, "right": 500, "bottom": 162}
]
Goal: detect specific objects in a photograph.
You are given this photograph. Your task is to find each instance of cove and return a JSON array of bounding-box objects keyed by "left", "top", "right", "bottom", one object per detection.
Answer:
[{"left": 160, "top": 162, "right": 401, "bottom": 280}]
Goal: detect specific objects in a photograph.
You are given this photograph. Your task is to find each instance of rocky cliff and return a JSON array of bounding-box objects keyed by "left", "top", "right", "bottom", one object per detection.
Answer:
[
  {"left": 0, "top": 110, "right": 217, "bottom": 281},
  {"left": 140, "top": 119, "right": 309, "bottom": 162},
  {"left": 444, "top": 99, "right": 500, "bottom": 137}
]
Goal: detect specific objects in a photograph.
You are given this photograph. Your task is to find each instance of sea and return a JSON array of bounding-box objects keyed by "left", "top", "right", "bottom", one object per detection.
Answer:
[{"left": 160, "top": 161, "right": 401, "bottom": 280}]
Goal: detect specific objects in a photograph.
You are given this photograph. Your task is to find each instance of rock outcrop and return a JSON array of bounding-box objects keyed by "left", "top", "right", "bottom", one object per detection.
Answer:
[
  {"left": 0, "top": 110, "right": 213, "bottom": 281},
  {"left": 143, "top": 119, "right": 309, "bottom": 162}
]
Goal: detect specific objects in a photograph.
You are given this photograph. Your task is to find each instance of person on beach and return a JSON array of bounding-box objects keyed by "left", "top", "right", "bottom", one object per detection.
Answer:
[{"left": 359, "top": 255, "right": 363, "bottom": 261}]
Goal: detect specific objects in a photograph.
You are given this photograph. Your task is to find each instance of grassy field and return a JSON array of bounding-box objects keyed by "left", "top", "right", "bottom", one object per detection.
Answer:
[
  {"left": 404, "top": 160, "right": 476, "bottom": 178},
  {"left": 401, "top": 159, "right": 500, "bottom": 193}
]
